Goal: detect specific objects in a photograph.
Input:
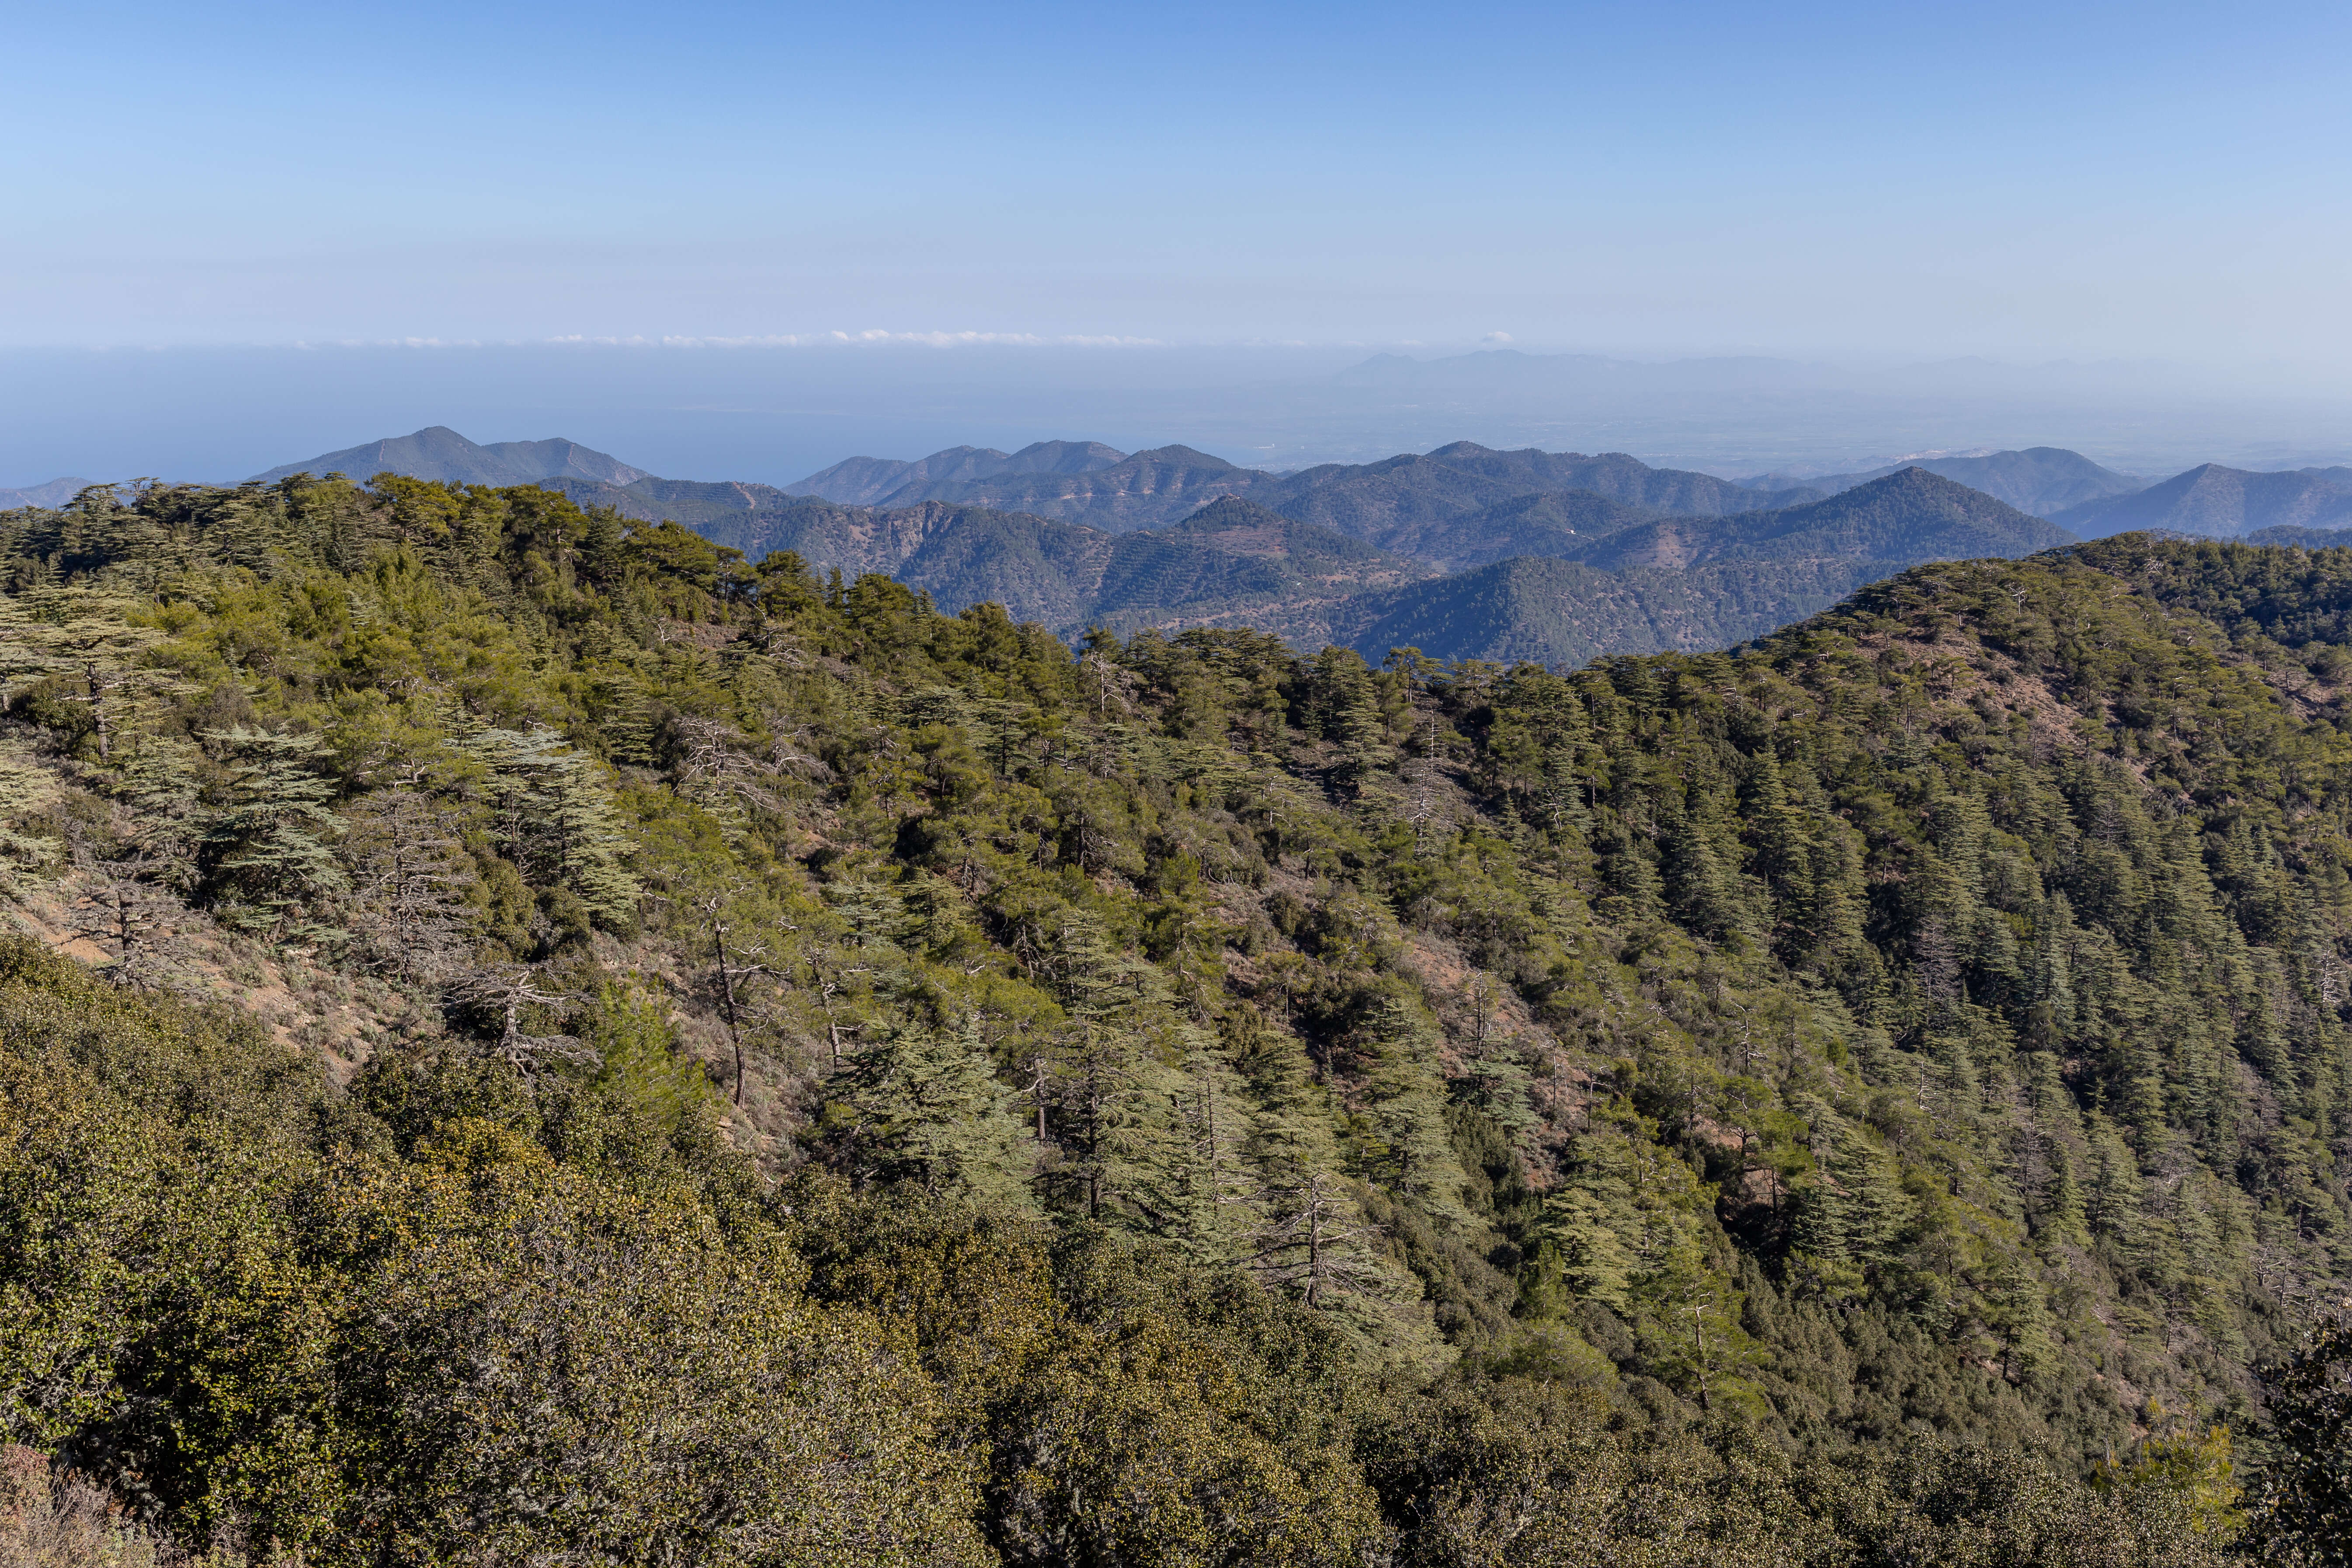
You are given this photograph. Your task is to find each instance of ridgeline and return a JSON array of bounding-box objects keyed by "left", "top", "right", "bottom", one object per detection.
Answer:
[{"left": 1, "top": 475, "right": 2347, "bottom": 1565}]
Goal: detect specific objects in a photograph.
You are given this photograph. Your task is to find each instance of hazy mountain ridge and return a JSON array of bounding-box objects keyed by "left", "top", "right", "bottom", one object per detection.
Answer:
[
  {"left": 691, "top": 467, "right": 2078, "bottom": 668},
  {"left": 2242, "top": 524, "right": 2352, "bottom": 548},
  {"left": 233, "top": 428, "right": 2083, "bottom": 666},
  {"left": 240, "top": 427, "right": 2342, "bottom": 669},
  {"left": 1571, "top": 467, "right": 2073, "bottom": 571},
  {"left": 1265, "top": 441, "right": 1816, "bottom": 530},
  {"left": 786, "top": 437, "right": 1819, "bottom": 536},
  {"left": 785, "top": 439, "right": 1129, "bottom": 507},
  {"left": 2050, "top": 462, "right": 2352, "bottom": 538},
  {"left": 1743, "top": 446, "right": 2144, "bottom": 518},
  {"left": 875, "top": 444, "right": 1277, "bottom": 528},
  {"left": 1351, "top": 488, "right": 1664, "bottom": 572},
  {"left": 1324, "top": 554, "right": 1894, "bottom": 668},
  {"left": 251, "top": 426, "right": 651, "bottom": 488},
  {"left": 691, "top": 492, "right": 1431, "bottom": 638},
  {"left": 542, "top": 475, "right": 796, "bottom": 525},
  {"left": 241, "top": 426, "right": 1999, "bottom": 558},
  {"left": 0, "top": 477, "right": 97, "bottom": 510},
  {"left": 1324, "top": 469, "right": 2075, "bottom": 666}
]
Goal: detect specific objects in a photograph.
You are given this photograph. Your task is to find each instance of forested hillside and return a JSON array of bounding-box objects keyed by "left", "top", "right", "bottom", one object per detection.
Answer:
[
  {"left": 1, "top": 473, "right": 2347, "bottom": 1565},
  {"left": 657, "top": 469, "right": 2070, "bottom": 668},
  {"left": 1320, "top": 471, "right": 2074, "bottom": 667},
  {"left": 1265, "top": 442, "right": 1819, "bottom": 536},
  {"left": 691, "top": 491, "right": 1431, "bottom": 642},
  {"left": 778, "top": 438, "right": 1816, "bottom": 533},
  {"left": 1568, "top": 469, "right": 2069, "bottom": 572},
  {"left": 2052, "top": 464, "right": 2352, "bottom": 540},
  {"left": 1745, "top": 448, "right": 2142, "bottom": 519},
  {"left": 1324, "top": 554, "right": 1897, "bottom": 668}
]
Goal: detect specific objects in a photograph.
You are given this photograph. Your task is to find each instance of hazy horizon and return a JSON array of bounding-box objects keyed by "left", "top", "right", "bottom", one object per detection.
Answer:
[
  {"left": 10, "top": 2, "right": 2352, "bottom": 490},
  {"left": 7, "top": 341, "right": 2352, "bottom": 493}
]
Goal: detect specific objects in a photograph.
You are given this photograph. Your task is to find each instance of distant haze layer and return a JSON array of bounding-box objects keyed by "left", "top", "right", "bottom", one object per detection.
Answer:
[{"left": 7, "top": 343, "right": 2352, "bottom": 493}]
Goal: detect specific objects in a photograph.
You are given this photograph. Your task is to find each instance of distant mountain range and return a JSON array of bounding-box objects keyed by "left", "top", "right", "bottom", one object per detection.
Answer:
[
  {"left": 1741, "top": 447, "right": 2144, "bottom": 519},
  {"left": 2243, "top": 524, "right": 2352, "bottom": 549},
  {"left": 1563, "top": 466, "right": 2070, "bottom": 573},
  {"left": 246, "top": 427, "right": 806, "bottom": 525},
  {"left": 691, "top": 494, "right": 1433, "bottom": 645},
  {"left": 2047, "top": 463, "right": 2352, "bottom": 538},
  {"left": 249, "top": 427, "right": 653, "bottom": 489},
  {"left": 224, "top": 424, "right": 2352, "bottom": 668},
  {"left": 679, "top": 467, "right": 2068, "bottom": 664},
  {"left": 252, "top": 425, "right": 2349, "bottom": 548},
  {"left": 1319, "top": 470, "right": 2071, "bottom": 666},
  {"left": 0, "top": 477, "right": 96, "bottom": 509},
  {"left": 784, "top": 441, "right": 1127, "bottom": 506},
  {"left": 784, "top": 438, "right": 1819, "bottom": 533}
]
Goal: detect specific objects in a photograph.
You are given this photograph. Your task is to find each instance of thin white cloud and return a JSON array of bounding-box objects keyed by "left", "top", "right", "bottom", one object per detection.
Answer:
[{"left": 538, "top": 330, "right": 1167, "bottom": 349}]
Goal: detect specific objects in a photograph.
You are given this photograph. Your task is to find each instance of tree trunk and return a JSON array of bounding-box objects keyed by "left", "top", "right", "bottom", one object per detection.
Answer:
[{"left": 713, "top": 924, "right": 746, "bottom": 1106}]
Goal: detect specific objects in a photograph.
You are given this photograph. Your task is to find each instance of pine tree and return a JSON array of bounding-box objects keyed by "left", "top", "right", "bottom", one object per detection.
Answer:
[
  {"left": 63, "top": 817, "right": 188, "bottom": 991},
  {"left": 1536, "top": 1183, "right": 1638, "bottom": 1312},
  {"left": 198, "top": 726, "right": 348, "bottom": 942},
  {"left": 834, "top": 1014, "right": 1038, "bottom": 1206},
  {"left": 2086, "top": 1116, "right": 2147, "bottom": 1252},
  {"left": 581, "top": 981, "right": 716, "bottom": 1133},
  {"left": 1594, "top": 819, "right": 1663, "bottom": 918},
  {"left": 1038, "top": 911, "right": 1182, "bottom": 1223},
  {"left": 1252, "top": 1166, "right": 1381, "bottom": 1310},
  {"left": 0, "top": 587, "right": 174, "bottom": 761},
  {"left": 462, "top": 726, "right": 640, "bottom": 924},
  {"left": 0, "top": 746, "right": 62, "bottom": 897},
  {"left": 341, "top": 787, "right": 478, "bottom": 983},
  {"left": 1359, "top": 993, "right": 1463, "bottom": 1220},
  {"left": 1490, "top": 668, "right": 1597, "bottom": 838},
  {"left": 105, "top": 735, "right": 202, "bottom": 894},
  {"left": 1302, "top": 648, "right": 1391, "bottom": 795},
  {"left": 1128, "top": 1022, "right": 1258, "bottom": 1264},
  {"left": 2046, "top": 1147, "right": 2092, "bottom": 1248}
]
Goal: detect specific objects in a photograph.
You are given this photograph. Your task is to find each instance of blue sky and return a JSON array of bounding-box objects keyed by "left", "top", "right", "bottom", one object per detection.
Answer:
[{"left": 8, "top": 1, "right": 2352, "bottom": 367}]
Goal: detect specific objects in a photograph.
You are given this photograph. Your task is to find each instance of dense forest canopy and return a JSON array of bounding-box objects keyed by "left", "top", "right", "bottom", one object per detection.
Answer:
[{"left": 1, "top": 473, "right": 2348, "bottom": 1565}]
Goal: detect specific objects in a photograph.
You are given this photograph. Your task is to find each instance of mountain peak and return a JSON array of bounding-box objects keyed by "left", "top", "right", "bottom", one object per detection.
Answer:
[
  {"left": 0, "top": 477, "right": 100, "bottom": 509},
  {"left": 1127, "top": 444, "right": 1242, "bottom": 468},
  {"left": 2049, "top": 459, "right": 2352, "bottom": 539},
  {"left": 1171, "top": 495, "right": 1293, "bottom": 532},
  {"left": 250, "top": 427, "right": 649, "bottom": 488},
  {"left": 1001, "top": 440, "right": 1126, "bottom": 475}
]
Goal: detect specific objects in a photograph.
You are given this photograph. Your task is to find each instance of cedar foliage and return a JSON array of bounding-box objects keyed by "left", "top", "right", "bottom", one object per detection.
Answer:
[{"left": 2, "top": 477, "right": 2345, "bottom": 1563}]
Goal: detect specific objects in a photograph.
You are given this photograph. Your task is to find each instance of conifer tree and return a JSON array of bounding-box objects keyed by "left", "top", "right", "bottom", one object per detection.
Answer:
[
  {"left": 1032, "top": 911, "right": 1181, "bottom": 1221},
  {"left": 463, "top": 726, "right": 640, "bottom": 924},
  {"left": 0, "top": 747, "right": 62, "bottom": 897},
  {"left": 1359, "top": 993, "right": 1463, "bottom": 1220},
  {"left": 341, "top": 787, "right": 478, "bottom": 983},
  {"left": 0, "top": 586, "right": 172, "bottom": 761},
  {"left": 2046, "top": 1147, "right": 2092, "bottom": 1248},
  {"left": 105, "top": 735, "right": 202, "bottom": 894},
  {"left": 198, "top": 726, "right": 348, "bottom": 942},
  {"left": 1252, "top": 1166, "right": 1382, "bottom": 1311},
  {"left": 63, "top": 817, "right": 188, "bottom": 991},
  {"left": 1536, "top": 1183, "right": 1638, "bottom": 1312},
  {"left": 1128, "top": 1022, "right": 1258, "bottom": 1263},
  {"left": 834, "top": 1014, "right": 1038, "bottom": 1206}
]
